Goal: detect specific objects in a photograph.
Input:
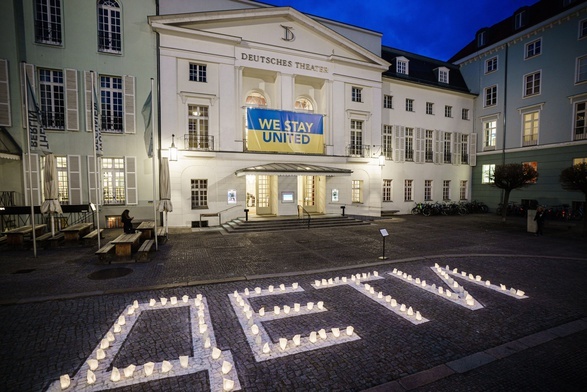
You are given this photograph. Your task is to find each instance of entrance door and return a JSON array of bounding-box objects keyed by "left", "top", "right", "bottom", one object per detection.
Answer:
[{"left": 256, "top": 175, "right": 273, "bottom": 215}]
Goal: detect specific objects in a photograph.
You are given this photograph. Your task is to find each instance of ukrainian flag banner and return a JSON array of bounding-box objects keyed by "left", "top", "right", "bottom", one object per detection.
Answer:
[{"left": 246, "top": 108, "right": 324, "bottom": 154}]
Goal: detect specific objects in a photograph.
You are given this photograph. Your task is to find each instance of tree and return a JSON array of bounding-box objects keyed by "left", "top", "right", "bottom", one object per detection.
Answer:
[
  {"left": 559, "top": 162, "right": 587, "bottom": 236},
  {"left": 491, "top": 163, "right": 538, "bottom": 222}
]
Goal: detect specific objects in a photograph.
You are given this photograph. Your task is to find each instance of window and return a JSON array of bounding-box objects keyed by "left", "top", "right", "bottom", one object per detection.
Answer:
[
  {"left": 482, "top": 164, "right": 495, "bottom": 184},
  {"left": 515, "top": 10, "right": 526, "bottom": 30},
  {"left": 56, "top": 156, "right": 68, "bottom": 204},
  {"left": 443, "top": 180, "right": 450, "bottom": 201},
  {"left": 405, "top": 98, "right": 414, "bottom": 112},
  {"left": 577, "top": 55, "right": 587, "bottom": 83},
  {"left": 382, "top": 125, "right": 393, "bottom": 160},
  {"left": 484, "top": 85, "right": 497, "bottom": 107},
  {"left": 245, "top": 92, "right": 267, "bottom": 107},
  {"left": 438, "top": 69, "right": 449, "bottom": 83},
  {"left": 525, "top": 38, "right": 542, "bottom": 59},
  {"left": 523, "top": 162, "right": 538, "bottom": 183},
  {"left": 383, "top": 95, "right": 393, "bottom": 109},
  {"left": 426, "top": 102, "right": 434, "bottom": 115},
  {"left": 100, "top": 75, "right": 123, "bottom": 133},
  {"left": 98, "top": 0, "right": 122, "bottom": 53},
  {"left": 405, "top": 128, "right": 414, "bottom": 161},
  {"left": 523, "top": 111, "right": 539, "bottom": 146},
  {"left": 575, "top": 102, "right": 586, "bottom": 140},
  {"left": 580, "top": 19, "right": 587, "bottom": 39},
  {"left": 397, "top": 58, "right": 409, "bottom": 74},
  {"left": 404, "top": 180, "right": 413, "bottom": 201},
  {"left": 444, "top": 105, "right": 452, "bottom": 118},
  {"left": 424, "top": 180, "right": 432, "bottom": 201},
  {"left": 462, "top": 108, "right": 470, "bottom": 120},
  {"left": 191, "top": 179, "right": 208, "bottom": 209},
  {"left": 461, "top": 134, "right": 469, "bottom": 164},
  {"left": 39, "top": 69, "right": 65, "bottom": 130},
  {"left": 102, "top": 158, "right": 126, "bottom": 204},
  {"left": 295, "top": 97, "right": 314, "bottom": 112},
  {"left": 486, "top": 57, "right": 498, "bottom": 73},
  {"left": 35, "top": 0, "right": 62, "bottom": 45},
  {"left": 352, "top": 87, "right": 362, "bottom": 102},
  {"left": 257, "top": 175, "right": 269, "bottom": 208},
  {"left": 443, "top": 132, "right": 451, "bottom": 163},
  {"left": 484, "top": 119, "right": 497, "bottom": 149},
  {"left": 188, "top": 105, "right": 210, "bottom": 150},
  {"left": 352, "top": 180, "right": 363, "bottom": 203},
  {"left": 189, "top": 63, "right": 207, "bottom": 83},
  {"left": 524, "top": 71, "right": 541, "bottom": 97},
  {"left": 425, "top": 130, "right": 433, "bottom": 162},
  {"left": 350, "top": 119, "right": 363, "bottom": 156},
  {"left": 573, "top": 157, "right": 587, "bottom": 165},
  {"left": 477, "top": 31, "right": 486, "bottom": 47},
  {"left": 382, "top": 179, "right": 392, "bottom": 202},
  {"left": 459, "top": 180, "right": 467, "bottom": 200}
]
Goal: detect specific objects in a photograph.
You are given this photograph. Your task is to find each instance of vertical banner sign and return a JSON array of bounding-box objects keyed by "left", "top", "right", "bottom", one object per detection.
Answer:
[
  {"left": 93, "top": 84, "right": 103, "bottom": 156},
  {"left": 26, "top": 74, "right": 51, "bottom": 155},
  {"left": 141, "top": 91, "right": 153, "bottom": 158},
  {"left": 246, "top": 108, "right": 324, "bottom": 154}
]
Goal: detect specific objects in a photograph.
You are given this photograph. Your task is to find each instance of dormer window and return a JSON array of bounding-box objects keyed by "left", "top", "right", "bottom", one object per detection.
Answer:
[
  {"left": 515, "top": 10, "right": 526, "bottom": 30},
  {"left": 477, "top": 30, "right": 486, "bottom": 47},
  {"left": 396, "top": 57, "right": 409, "bottom": 75},
  {"left": 435, "top": 67, "right": 450, "bottom": 84}
]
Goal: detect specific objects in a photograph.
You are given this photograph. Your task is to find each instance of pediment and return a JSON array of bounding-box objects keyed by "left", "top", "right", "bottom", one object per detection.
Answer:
[{"left": 150, "top": 7, "right": 389, "bottom": 70}]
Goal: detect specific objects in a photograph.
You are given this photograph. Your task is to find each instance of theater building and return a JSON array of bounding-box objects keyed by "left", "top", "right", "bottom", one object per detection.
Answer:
[{"left": 151, "top": 2, "right": 476, "bottom": 227}]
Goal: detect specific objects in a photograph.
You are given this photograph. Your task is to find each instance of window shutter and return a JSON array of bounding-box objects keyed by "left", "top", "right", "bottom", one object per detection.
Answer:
[
  {"left": 65, "top": 69, "right": 79, "bottom": 131},
  {"left": 394, "top": 125, "right": 405, "bottom": 162},
  {"left": 124, "top": 75, "right": 135, "bottom": 134},
  {"left": 415, "top": 127, "right": 424, "bottom": 164},
  {"left": 87, "top": 155, "right": 100, "bottom": 204},
  {"left": 0, "top": 59, "right": 11, "bottom": 126},
  {"left": 125, "top": 156, "right": 137, "bottom": 205},
  {"left": 469, "top": 133, "right": 477, "bottom": 167},
  {"left": 84, "top": 71, "right": 93, "bottom": 132},
  {"left": 453, "top": 132, "right": 461, "bottom": 166},
  {"left": 68, "top": 155, "right": 82, "bottom": 204},
  {"left": 21, "top": 63, "right": 35, "bottom": 125},
  {"left": 24, "top": 153, "right": 41, "bottom": 206},
  {"left": 434, "top": 130, "right": 444, "bottom": 164}
]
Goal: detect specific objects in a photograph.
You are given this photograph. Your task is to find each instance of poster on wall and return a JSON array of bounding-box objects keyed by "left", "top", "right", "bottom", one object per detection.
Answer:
[
  {"left": 331, "top": 189, "right": 339, "bottom": 202},
  {"left": 228, "top": 189, "right": 237, "bottom": 204},
  {"left": 246, "top": 108, "right": 324, "bottom": 154}
]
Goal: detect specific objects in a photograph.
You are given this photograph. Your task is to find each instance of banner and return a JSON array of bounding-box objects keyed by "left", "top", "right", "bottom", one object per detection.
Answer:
[
  {"left": 246, "top": 108, "right": 324, "bottom": 154},
  {"left": 93, "top": 83, "right": 103, "bottom": 156},
  {"left": 26, "top": 74, "right": 51, "bottom": 155},
  {"left": 141, "top": 91, "right": 153, "bottom": 158}
]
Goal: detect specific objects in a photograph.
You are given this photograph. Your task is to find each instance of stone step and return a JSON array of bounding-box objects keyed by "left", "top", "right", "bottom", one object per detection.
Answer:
[{"left": 222, "top": 216, "right": 370, "bottom": 233}]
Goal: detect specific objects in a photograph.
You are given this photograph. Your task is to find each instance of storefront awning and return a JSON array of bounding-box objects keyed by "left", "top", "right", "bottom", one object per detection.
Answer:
[
  {"left": 235, "top": 163, "right": 352, "bottom": 177},
  {"left": 0, "top": 127, "right": 22, "bottom": 161}
]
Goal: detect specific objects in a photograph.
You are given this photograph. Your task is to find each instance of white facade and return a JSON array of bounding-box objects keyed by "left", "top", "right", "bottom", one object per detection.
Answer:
[{"left": 151, "top": 4, "right": 476, "bottom": 227}]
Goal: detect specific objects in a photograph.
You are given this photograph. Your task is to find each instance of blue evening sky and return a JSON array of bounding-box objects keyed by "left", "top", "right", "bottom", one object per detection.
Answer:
[{"left": 261, "top": 0, "right": 538, "bottom": 61}]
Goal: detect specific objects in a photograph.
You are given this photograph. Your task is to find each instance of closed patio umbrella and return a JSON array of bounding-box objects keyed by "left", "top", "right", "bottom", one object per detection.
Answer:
[
  {"left": 40, "top": 153, "right": 62, "bottom": 236},
  {"left": 157, "top": 157, "right": 173, "bottom": 234}
]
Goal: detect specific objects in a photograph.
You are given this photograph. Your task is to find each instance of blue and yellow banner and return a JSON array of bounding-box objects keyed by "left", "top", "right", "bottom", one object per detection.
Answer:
[{"left": 246, "top": 108, "right": 324, "bottom": 154}]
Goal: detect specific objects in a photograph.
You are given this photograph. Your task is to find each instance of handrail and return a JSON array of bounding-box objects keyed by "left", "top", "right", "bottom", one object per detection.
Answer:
[{"left": 297, "top": 205, "right": 311, "bottom": 229}]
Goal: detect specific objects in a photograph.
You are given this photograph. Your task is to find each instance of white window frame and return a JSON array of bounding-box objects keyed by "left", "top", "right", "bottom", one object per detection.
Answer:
[
  {"left": 523, "top": 70, "right": 541, "bottom": 97},
  {"left": 580, "top": 19, "right": 587, "bottom": 39},
  {"left": 97, "top": 0, "right": 122, "bottom": 54},
  {"left": 483, "top": 119, "right": 497, "bottom": 150},
  {"left": 574, "top": 101, "right": 587, "bottom": 141},
  {"left": 459, "top": 180, "right": 468, "bottom": 201},
  {"left": 405, "top": 98, "right": 414, "bottom": 112},
  {"left": 525, "top": 38, "right": 542, "bottom": 59},
  {"left": 100, "top": 75, "right": 124, "bottom": 133},
  {"left": 382, "top": 124, "right": 393, "bottom": 160},
  {"left": 383, "top": 95, "right": 393, "bottom": 109},
  {"left": 444, "top": 105, "right": 452, "bottom": 118},
  {"left": 101, "top": 157, "right": 126, "bottom": 205},
  {"left": 405, "top": 128, "right": 414, "bottom": 161},
  {"left": 522, "top": 111, "right": 540, "bottom": 146},
  {"left": 485, "top": 56, "right": 498, "bottom": 74},
  {"left": 189, "top": 63, "right": 207, "bottom": 83},
  {"left": 351, "top": 87, "right": 362, "bottom": 103},
  {"left": 404, "top": 179, "right": 413, "bottom": 202},
  {"left": 424, "top": 180, "right": 432, "bottom": 201},
  {"left": 382, "top": 179, "right": 392, "bottom": 202},
  {"left": 191, "top": 179, "right": 208, "bottom": 209},
  {"left": 351, "top": 180, "right": 363, "bottom": 203},
  {"left": 35, "top": 0, "right": 62, "bottom": 45},
  {"left": 576, "top": 55, "right": 587, "bottom": 84},
  {"left": 39, "top": 68, "right": 65, "bottom": 130},
  {"left": 426, "top": 102, "right": 433, "bottom": 115},
  {"left": 442, "top": 180, "right": 450, "bottom": 201},
  {"left": 484, "top": 85, "right": 497, "bottom": 107},
  {"left": 396, "top": 57, "right": 409, "bottom": 75},
  {"left": 482, "top": 164, "right": 495, "bottom": 184},
  {"left": 462, "top": 108, "right": 470, "bottom": 120}
]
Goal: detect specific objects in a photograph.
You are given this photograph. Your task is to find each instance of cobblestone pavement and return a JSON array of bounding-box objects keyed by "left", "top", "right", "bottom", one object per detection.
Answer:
[{"left": 0, "top": 214, "right": 586, "bottom": 391}]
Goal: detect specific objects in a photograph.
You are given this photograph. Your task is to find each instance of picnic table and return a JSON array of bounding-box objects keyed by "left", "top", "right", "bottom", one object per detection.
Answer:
[
  {"left": 137, "top": 221, "right": 155, "bottom": 239},
  {"left": 110, "top": 232, "right": 142, "bottom": 257},
  {"left": 2, "top": 224, "right": 47, "bottom": 246},
  {"left": 61, "top": 222, "right": 93, "bottom": 241}
]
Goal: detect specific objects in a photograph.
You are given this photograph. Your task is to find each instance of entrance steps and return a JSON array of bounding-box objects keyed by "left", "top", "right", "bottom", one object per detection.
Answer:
[{"left": 221, "top": 215, "right": 371, "bottom": 233}]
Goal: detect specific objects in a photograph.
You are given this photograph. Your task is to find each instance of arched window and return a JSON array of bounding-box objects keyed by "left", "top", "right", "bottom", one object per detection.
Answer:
[
  {"left": 245, "top": 92, "right": 267, "bottom": 107},
  {"left": 98, "top": 0, "right": 122, "bottom": 53},
  {"left": 295, "top": 97, "right": 314, "bottom": 112}
]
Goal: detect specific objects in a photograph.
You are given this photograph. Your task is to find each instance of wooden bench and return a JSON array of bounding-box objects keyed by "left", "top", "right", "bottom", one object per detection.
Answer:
[
  {"left": 0, "top": 235, "right": 6, "bottom": 245},
  {"left": 135, "top": 239, "right": 154, "bottom": 262},
  {"left": 95, "top": 242, "right": 116, "bottom": 263},
  {"left": 61, "top": 223, "right": 93, "bottom": 241},
  {"left": 111, "top": 232, "right": 142, "bottom": 257},
  {"left": 156, "top": 227, "right": 167, "bottom": 244},
  {"left": 137, "top": 221, "right": 155, "bottom": 240},
  {"left": 83, "top": 229, "right": 104, "bottom": 245},
  {"left": 34, "top": 232, "right": 65, "bottom": 249},
  {"left": 2, "top": 224, "right": 47, "bottom": 247}
]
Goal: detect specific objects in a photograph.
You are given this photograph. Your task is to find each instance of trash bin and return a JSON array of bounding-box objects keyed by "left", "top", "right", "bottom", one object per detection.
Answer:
[{"left": 527, "top": 209, "right": 537, "bottom": 233}]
